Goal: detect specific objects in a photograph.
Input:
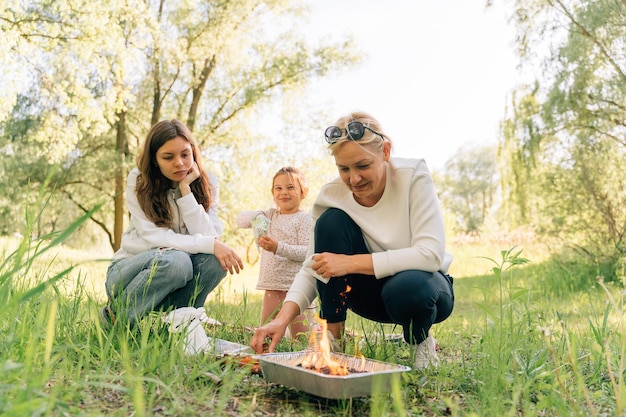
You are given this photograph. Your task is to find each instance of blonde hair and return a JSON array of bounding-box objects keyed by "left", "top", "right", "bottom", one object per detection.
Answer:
[
  {"left": 327, "top": 111, "right": 393, "bottom": 156},
  {"left": 272, "top": 166, "right": 309, "bottom": 199}
]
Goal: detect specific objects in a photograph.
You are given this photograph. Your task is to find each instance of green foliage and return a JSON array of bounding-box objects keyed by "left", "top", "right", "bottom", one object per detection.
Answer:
[
  {"left": 498, "top": 84, "right": 543, "bottom": 227},
  {"left": 499, "top": 0, "right": 626, "bottom": 279},
  {"left": 0, "top": 0, "right": 360, "bottom": 250},
  {"left": 0, "top": 187, "right": 98, "bottom": 416},
  {"left": 3, "top": 212, "right": 626, "bottom": 416},
  {"left": 437, "top": 144, "right": 499, "bottom": 234}
]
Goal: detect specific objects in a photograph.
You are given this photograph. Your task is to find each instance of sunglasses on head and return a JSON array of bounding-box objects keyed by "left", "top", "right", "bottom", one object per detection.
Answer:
[{"left": 324, "top": 121, "right": 384, "bottom": 144}]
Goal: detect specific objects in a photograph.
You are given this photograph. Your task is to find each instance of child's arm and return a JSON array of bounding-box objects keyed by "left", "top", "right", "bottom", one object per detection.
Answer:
[
  {"left": 275, "top": 241, "right": 308, "bottom": 262},
  {"left": 274, "top": 213, "right": 312, "bottom": 262},
  {"left": 235, "top": 210, "right": 266, "bottom": 228}
]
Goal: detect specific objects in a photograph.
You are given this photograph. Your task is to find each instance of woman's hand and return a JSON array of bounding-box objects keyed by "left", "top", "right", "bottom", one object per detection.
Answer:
[
  {"left": 250, "top": 302, "right": 299, "bottom": 353},
  {"left": 178, "top": 162, "right": 200, "bottom": 196},
  {"left": 312, "top": 252, "right": 374, "bottom": 278},
  {"left": 180, "top": 162, "right": 201, "bottom": 186},
  {"left": 250, "top": 321, "right": 286, "bottom": 354},
  {"left": 257, "top": 235, "right": 278, "bottom": 254},
  {"left": 214, "top": 239, "right": 244, "bottom": 274}
]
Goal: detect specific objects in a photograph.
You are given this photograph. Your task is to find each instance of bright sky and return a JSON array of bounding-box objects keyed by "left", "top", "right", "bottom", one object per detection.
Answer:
[{"left": 301, "top": 0, "right": 522, "bottom": 170}]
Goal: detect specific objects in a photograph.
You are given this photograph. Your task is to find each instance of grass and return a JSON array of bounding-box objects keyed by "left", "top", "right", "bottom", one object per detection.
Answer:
[{"left": 1, "top": 224, "right": 625, "bottom": 416}]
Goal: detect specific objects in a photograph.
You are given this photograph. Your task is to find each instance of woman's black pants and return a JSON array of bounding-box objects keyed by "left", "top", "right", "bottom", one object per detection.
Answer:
[{"left": 315, "top": 208, "right": 454, "bottom": 344}]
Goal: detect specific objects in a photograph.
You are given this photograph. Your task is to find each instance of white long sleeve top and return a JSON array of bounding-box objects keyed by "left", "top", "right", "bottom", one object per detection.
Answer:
[
  {"left": 284, "top": 157, "right": 453, "bottom": 313},
  {"left": 112, "top": 168, "right": 224, "bottom": 261}
]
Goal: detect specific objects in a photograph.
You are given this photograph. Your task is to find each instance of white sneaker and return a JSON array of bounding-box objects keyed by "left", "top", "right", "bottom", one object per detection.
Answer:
[{"left": 413, "top": 335, "right": 440, "bottom": 370}]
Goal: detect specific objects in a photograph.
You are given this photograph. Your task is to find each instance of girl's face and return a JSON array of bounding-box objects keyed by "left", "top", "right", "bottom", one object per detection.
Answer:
[
  {"left": 333, "top": 140, "right": 390, "bottom": 207},
  {"left": 272, "top": 173, "right": 304, "bottom": 214},
  {"left": 155, "top": 136, "right": 194, "bottom": 187}
]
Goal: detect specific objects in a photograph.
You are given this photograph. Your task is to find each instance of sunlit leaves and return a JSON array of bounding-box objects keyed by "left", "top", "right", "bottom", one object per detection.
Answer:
[
  {"left": 498, "top": 0, "right": 626, "bottom": 276},
  {"left": 438, "top": 144, "right": 499, "bottom": 234},
  {"left": 0, "top": 0, "right": 360, "bottom": 247}
]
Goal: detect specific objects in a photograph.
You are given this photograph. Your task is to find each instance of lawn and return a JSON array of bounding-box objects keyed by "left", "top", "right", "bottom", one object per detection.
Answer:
[{"left": 0, "top": 229, "right": 624, "bottom": 416}]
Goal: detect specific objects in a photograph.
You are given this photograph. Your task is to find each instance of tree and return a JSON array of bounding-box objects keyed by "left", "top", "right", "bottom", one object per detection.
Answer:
[
  {"left": 0, "top": 0, "right": 360, "bottom": 251},
  {"left": 498, "top": 0, "right": 626, "bottom": 277},
  {"left": 438, "top": 144, "right": 499, "bottom": 235}
]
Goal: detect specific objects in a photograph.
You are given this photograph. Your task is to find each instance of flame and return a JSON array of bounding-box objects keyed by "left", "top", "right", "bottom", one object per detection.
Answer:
[
  {"left": 300, "top": 316, "right": 349, "bottom": 376},
  {"left": 340, "top": 285, "right": 352, "bottom": 296}
]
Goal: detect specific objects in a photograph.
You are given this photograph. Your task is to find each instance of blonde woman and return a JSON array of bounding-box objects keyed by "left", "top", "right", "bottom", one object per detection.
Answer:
[{"left": 251, "top": 112, "right": 454, "bottom": 370}]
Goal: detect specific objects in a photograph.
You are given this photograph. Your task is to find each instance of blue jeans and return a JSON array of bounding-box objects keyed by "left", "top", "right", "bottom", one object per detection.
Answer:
[
  {"left": 314, "top": 208, "right": 455, "bottom": 344},
  {"left": 105, "top": 248, "right": 226, "bottom": 327}
]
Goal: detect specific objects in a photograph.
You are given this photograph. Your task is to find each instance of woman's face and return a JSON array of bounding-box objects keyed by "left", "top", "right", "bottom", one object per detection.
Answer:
[
  {"left": 333, "top": 140, "right": 391, "bottom": 207},
  {"left": 155, "top": 136, "right": 194, "bottom": 186}
]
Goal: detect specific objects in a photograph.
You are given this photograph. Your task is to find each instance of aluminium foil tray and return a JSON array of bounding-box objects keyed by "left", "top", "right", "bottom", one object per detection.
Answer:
[{"left": 254, "top": 351, "right": 410, "bottom": 399}]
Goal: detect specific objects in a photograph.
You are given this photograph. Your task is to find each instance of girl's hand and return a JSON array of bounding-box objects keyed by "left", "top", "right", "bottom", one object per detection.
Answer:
[
  {"left": 257, "top": 235, "right": 278, "bottom": 254},
  {"left": 180, "top": 162, "right": 200, "bottom": 187},
  {"left": 214, "top": 239, "right": 244, "bottom": 274}
]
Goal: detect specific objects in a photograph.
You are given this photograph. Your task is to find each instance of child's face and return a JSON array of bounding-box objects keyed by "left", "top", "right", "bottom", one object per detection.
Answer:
[{"left": 272, "top": 174, "right": 303, "bottom": 214}]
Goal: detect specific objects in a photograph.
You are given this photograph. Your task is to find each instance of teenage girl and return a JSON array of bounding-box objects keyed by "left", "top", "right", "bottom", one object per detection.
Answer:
[{"left": 104, "top": 119, "right": 243, "bottom": 327}]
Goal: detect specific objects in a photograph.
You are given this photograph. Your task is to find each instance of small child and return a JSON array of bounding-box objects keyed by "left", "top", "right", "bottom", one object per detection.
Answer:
[{"left": 236, "top": 166, "right": 315, "bottom": 339}]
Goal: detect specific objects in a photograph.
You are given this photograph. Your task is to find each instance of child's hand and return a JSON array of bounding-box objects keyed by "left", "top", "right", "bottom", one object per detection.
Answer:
[
  {"left": 252, "top": 214, "right": 270, "bottom": 239},
  {"left": 257, "top": 235, "right": 278, "bottom": 254}
]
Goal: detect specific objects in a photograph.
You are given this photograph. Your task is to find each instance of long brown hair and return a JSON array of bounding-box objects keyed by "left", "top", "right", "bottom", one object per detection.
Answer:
[{"left": 135, "top": 119, "right": 212, "bottom": 227}]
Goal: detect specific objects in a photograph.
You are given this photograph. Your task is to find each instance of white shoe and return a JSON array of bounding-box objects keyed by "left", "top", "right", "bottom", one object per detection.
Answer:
[{"left": 413, "top": 335, "right": 440, "bottom": 370}]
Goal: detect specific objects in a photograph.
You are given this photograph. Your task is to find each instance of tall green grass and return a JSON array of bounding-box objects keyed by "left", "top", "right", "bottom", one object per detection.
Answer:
[{"left": 1, "top": 212, "right": 624, "bottom": 415}]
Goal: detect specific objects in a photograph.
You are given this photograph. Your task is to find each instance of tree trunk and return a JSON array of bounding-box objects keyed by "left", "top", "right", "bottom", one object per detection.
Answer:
[
  {"left": 187, "top": 55, "right": 216, "bottom": 132},
  {"left": 113, "top": 110, "right": 127, "bottom": 252},
  {"left": 151, "top": 56, "right": 162, "bottom": 125},
  {"left": 151, "top": 0, "right": 166, "bottom": 125}
]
